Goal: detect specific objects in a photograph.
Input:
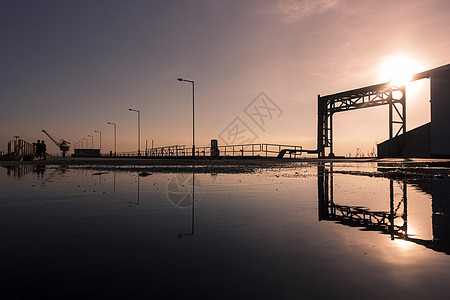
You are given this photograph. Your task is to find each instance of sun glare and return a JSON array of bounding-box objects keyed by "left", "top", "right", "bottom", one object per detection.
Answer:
[{"left": 379, "top": 55, "right": 424, "bottom": 86}]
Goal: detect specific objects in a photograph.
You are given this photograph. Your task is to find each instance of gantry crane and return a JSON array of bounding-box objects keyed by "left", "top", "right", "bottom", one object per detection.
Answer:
[{"left": 41, "top": 130, "right": 71, "bottom": 157}]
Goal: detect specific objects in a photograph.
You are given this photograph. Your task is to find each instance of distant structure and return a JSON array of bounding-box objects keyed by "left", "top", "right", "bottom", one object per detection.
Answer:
[
  {"left": 73, "top": 148, "right": 101, "bottom": 157},
  {"left": 4, "top": 139, "right": 35, "bottom": 161},
  {"left": 316, "top": 64, "right": 450, "bottom": 158},
  {"left": 42, "top": 130, "right": 70, "bottom": 157}
]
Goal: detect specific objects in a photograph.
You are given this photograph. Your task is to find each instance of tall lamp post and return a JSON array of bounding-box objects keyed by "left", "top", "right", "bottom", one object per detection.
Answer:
[
  {"left": 88, "top": 135, "right": 94, "bottom": 149},
  {"left": 107, "top": 122, "right": 117, "bottom": 156},
  {"left": 177, "top": 78, "right": 195, "bottom": 157},
  {"left": 95, "top": 130, "right": 102, "bottom": 153},
  {"left": 128, "top": 108, "right": 140, "bottom": 156},
  {"left": 83, "top": 138, "right": 88, "bottom": 149}
]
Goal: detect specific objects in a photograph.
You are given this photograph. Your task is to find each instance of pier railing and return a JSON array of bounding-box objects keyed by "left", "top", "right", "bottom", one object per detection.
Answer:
[
  {"left": 112, "top": 143, "right": 302, "bottom": 158},
  {"left": 262, "top": 144, "right": 303, "bottom": 158}
]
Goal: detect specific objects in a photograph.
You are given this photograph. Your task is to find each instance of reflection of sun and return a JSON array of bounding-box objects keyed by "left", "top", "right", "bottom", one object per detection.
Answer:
[
  {"left": 379, "top": 55, "right": 424, "bottom": 86},
  {"left": 394, "top": 238, "right": 412, "bottom": 249}
]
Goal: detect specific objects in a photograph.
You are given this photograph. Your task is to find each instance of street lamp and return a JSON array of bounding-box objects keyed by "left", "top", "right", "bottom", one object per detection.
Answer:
[
  {"left": 128, "top": 108, "right": 140, "bottom": 156},
  {"left": 83, "top": 138, "right": 88, "bottom": 149},
  {"left": 88, "top": 135, "right": 93, "bottom": 149},
  {"left": 107, "top": 122, "right": 117, "bottom": 156},
  {"left": 177, "top": 78, "right": 195, "bottom": 157},
  {"left": 95, "top": 130, "right": 101, "bottom": 153}
]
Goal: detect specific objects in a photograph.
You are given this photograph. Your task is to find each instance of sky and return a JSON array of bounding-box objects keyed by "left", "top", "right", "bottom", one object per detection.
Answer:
[{"left": 1, "top": 0, "right": 450, "bottom": 156}]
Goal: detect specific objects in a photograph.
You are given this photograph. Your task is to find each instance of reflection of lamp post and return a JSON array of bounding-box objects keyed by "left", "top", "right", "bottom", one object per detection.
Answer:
[
  {"left": 178, "top": 173, "right": 195, "bottom": 238},
  {"left": 177, "top": 78, "right": 195, "bottom": 157},
  {"left": 88, "top": 135, "right": 93, "bottom": 149},
  {"left": 83, "top": 138, "right": 88, "bottom": 149},
  {"left": 95, "top": 130, "right": 101, "bottom": 153},
  {"left": 107, "top": 122, "right": 117, "bottom": 156},
  {"left": 128, "top": 108, "right": 140, "bottom": 156},
  {"left": 129, "top": 175, "right": 140, "bottom": 207}
]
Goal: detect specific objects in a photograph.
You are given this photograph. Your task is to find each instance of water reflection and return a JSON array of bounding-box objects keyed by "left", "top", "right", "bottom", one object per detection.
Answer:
[
  {"left": 318, "top": 163, "right": 450, "bottom": 254},
  {"left": 1, "top": 164, "right": 71, "bottom": 186},
  {"left": 128, "top": 175, "right": 140, "bottom": 207},
  {"left": 177, "top": 172, "right": 196, "bottom": 239},
  {"left": 3, "top": 164, "right": 35, "bottom": 177}
]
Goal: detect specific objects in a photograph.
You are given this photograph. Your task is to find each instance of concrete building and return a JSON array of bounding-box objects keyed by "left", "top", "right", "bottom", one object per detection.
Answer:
[{"left": 73, "top": 148, "right": 101, "bottom": 157}]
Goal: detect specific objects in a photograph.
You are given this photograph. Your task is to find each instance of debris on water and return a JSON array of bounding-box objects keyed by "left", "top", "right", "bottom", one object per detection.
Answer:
[
  {"left": 93, "top": 172, "right": 108, "bottom": 175},
  {"left": 139, "top": 171, "right": 152, "bottom": 177}
]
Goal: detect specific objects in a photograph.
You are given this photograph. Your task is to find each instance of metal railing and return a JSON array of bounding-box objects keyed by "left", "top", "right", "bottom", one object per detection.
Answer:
[
  {"left": 218, "top": 143, "right": 262, "bottom": 157},
  {"left": 261, "top": 143, "right": 303, "bottom": 158},
  {"left": 110, "top": 143, "right": 302, "bottom": 158}
]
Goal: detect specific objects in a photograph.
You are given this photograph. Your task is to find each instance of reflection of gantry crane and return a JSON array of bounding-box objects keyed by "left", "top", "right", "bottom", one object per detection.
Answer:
[
  {"left": 42, "top": 130, "right": 70, "bottom": 157},
  {"left": 317, "top": 164, "right": 450, "bottom": 254}
]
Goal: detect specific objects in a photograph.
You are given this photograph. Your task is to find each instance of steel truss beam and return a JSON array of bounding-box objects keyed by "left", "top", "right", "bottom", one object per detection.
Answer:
[
  {"left": 317, "top": 165, "right": 449, "bottom": 254},
  {"left": 317, "top": 82, "right": 406, "bottom": 157}
]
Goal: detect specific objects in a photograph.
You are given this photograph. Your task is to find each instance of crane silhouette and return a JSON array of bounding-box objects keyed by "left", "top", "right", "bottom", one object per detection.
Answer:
[{"left": 42, "top": 130, "right": 70, "bottom": 157}]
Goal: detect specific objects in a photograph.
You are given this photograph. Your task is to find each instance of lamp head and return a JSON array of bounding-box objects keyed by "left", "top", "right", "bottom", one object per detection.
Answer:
[{"left": 177, "top": 78, "right": 183, "bottom": 81}]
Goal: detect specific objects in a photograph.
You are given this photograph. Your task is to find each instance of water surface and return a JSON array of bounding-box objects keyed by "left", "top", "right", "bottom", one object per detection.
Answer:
[{"left": 1, "top": 163, "right": 449, "bottom": 299}]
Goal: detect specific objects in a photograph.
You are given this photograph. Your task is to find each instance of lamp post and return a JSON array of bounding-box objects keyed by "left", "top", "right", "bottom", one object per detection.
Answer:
[
  {"left": 88, "top": 135, "right": 93, "bottom": 149},
  {"left": 107, "top": 122, "right": 117, "bottom": 156},
  {"left": 83, "top": 138, "right": 88, "bottom": 149},
  {"left": 95, "top": 130, "right": 101, "bottom": 153},
  {"left": 177, "top": 78, "right": 195, "bottom": 157},
  {"left": 128, "top": 108, "right": 140, "bottom": 156}
]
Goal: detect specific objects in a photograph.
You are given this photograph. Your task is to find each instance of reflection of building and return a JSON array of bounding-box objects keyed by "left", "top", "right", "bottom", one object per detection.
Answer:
[
  {"left": 2, "top": 165, "right": 35, "bottom": 178},
  {"left": 317, "top": 164, "right": 450, "bottom": 254},
  {"left": 378, "top": 64, "right": 450, "bottom": 157}
]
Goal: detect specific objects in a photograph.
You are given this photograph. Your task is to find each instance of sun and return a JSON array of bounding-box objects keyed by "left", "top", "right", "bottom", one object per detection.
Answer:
[{"left": 379, "top": 55, "right": 424, "bottom": 86}]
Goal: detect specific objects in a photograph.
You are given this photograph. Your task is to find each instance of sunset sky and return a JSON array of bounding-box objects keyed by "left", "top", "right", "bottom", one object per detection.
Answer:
[{"left": 1, "top": 0, "right": 449, "bottom": 156}]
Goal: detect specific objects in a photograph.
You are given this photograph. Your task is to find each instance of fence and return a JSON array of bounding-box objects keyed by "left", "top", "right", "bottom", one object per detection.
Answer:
[
  {"left": 112, "top": 143, "right": 302, "bottom": 158},
  {"left": 262, "top": 144, "right": 303, "bottom": 158}
]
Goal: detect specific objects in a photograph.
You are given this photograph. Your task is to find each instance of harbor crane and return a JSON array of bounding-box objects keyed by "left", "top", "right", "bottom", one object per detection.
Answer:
[{"left": 41, "top": 130, "right": 70, "bottom": 157}]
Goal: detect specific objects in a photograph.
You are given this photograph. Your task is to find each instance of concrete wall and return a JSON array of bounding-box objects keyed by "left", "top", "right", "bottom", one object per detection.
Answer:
[
  {"left": 377, "top": 123, "right": 431, "bottom": 158},
  {"left": 431, "top": 74, "right": 450, "bottom": 156}
]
